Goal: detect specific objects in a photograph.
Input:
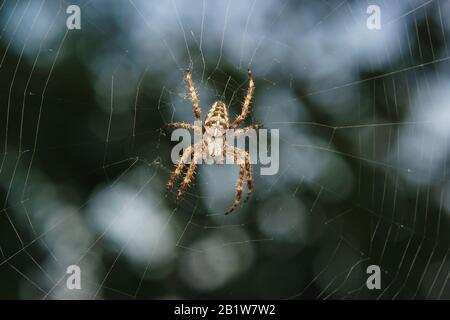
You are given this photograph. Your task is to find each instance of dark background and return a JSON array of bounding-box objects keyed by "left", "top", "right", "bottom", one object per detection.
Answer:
[{"left": 0, "top": 0, "right": 449, "bottom": 299}]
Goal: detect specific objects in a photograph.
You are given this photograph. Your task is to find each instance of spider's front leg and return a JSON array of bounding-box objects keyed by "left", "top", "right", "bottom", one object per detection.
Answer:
[
  {"left": 225, "top": 147, "right": 253, "bottom": 214},
  {"left": 176, "top": 143, "right": 202, "bottom": 201},
  {"left": 230, "top": 69, "right": 255, "bottom": 129},
  {"left": 166, "top": 144, "right": 194, "bottom": 191},
  {"left": 226, "top": 163, "right": 246, "bottom": 215},
  {"left": 243, "top": 151, "right": 253, "bottom": 203}
]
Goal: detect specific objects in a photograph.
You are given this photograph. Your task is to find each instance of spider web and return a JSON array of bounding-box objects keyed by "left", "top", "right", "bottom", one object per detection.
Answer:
[{"left": 0, "top": 0, "right": 449, "bottom": 299}]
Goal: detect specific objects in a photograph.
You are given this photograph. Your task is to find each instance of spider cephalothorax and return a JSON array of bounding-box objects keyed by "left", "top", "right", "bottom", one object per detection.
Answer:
[{"left": 167, "top": 68, "right": 260, "bottom": 214}]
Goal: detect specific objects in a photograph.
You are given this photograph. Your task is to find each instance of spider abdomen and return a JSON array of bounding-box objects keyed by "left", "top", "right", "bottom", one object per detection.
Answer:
[
  {"left": 204, "top": 101, "right": 229, "bottom": 130},
  {"left": 202, "top": 101, "right": 229, "bottom": 163}
]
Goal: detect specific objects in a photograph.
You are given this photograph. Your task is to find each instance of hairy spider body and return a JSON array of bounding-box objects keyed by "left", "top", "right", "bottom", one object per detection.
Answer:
[
  {"left": 167, "top": 69, "right": 259, "bottom": 214},
  {"left": 203, "top": 101, "right": 228, "bottom": 163},
  {"left": 205, "top": 101, "right": 229, "bottom": 128}
]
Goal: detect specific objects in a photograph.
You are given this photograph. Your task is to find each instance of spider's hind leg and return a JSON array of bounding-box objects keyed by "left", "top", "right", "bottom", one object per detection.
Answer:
[
  {"left": 230, "top": 69, "right": 255, "bottom": 129},
  {"left": 184, "top": 68, "right": 202, "bottom": 120},
  {"left": 233, "top": 124, "right": 263, "bottom": 137},
  {"left": 167, "top": 122, "right": 194, "bottom": 130}
]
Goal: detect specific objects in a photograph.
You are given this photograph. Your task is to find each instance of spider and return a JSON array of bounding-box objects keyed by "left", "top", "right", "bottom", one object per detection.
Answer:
[{"left": 166, "top": 68, "right": 261, "bottom": 214}]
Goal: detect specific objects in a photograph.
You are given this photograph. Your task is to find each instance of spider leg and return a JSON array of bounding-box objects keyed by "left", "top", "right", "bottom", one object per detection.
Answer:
[
  {"left": 230, "top": 69, "right": 255, "bottom": 129},
  {"left": 185, "top": 68, "right": 201, "bottom": 120},
  {"left": 225, "top": 147, "right": 253, "bottom": 214},
  {"left": 166, "top": 145, "right": 193, "bottom": 191},
  {"left": 167, "top": 122, "right": 194, "bottom": 130},
  {"left": 244, "top": 151, "right": 253, "bottom": 203},
  {"left": 176, "top": 147, "right": 200, "bottom": 201},
  {"left": 233, "top": 123, "right": 262, "bottom": 137},
  {"left": 226, "top": 162, "right": 246, "bottom": 215}
]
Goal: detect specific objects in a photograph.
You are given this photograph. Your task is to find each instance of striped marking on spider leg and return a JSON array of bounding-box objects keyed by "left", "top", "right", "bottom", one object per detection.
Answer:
[
  {"left": 230, "top": 69, "right": 255, "bottom": 129},
  {"left": 244, "top": 152, "right": 253, "bottom": 203},
  {"left": 176, "top": 155, "right": 197, "bottom": 201},
  {"left": 233, "top": 123, "right": 263, "bottom": 137},
  {"left": 184, "top": 69, "right": 201, "bottom": 120},
  {"left": 167, "top": 122, "right": 194, "bottom": 130},
  {"left": 226, "top": 164, "right": 246, "bottom": 214},
  {"left": 166, "top": 145, "right": 193, "bottom": 191}
]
